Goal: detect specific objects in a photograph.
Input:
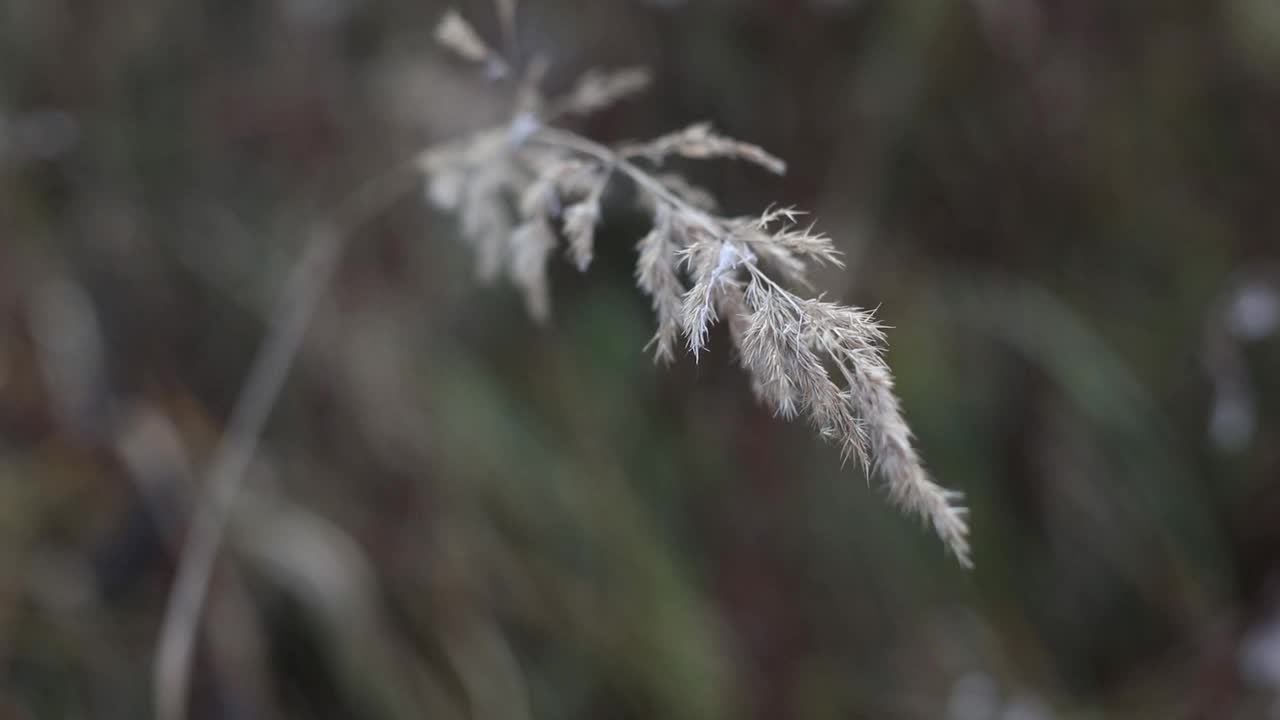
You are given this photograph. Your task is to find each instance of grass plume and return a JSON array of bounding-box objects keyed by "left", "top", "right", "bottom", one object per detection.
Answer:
[{"left": 421, "top": 5, "right": 972, "bottom": 567}]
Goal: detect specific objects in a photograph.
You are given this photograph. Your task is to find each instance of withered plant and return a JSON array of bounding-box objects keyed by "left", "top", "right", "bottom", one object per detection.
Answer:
[{"left": 423, "top": 4, "right": 971, "bottom": 566}]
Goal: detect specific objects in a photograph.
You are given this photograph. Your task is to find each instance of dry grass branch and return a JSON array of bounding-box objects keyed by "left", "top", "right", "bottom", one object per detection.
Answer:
[{"left": 420, "top": 6, "right": 972, "bottom": 567}]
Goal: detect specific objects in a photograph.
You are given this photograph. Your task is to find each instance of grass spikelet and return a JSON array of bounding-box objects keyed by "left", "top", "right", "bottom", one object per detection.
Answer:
[
  {"left": 563, "top": 178, "right": 605, "bottom": 271},
  {"left": 435, "top": 10, "right": 508, "bottom": 77},
  {"left": 509, "top": 219, "right": 557, "bottom": 322},
  {"left": 624, "top": 123, "right": 787, "bottom": 175},
  {"left": 635, "top": 206, "right": 686, "bottom": 363},
  {"left": 551, "top": 67, "right": 652, "bottom": 118}
]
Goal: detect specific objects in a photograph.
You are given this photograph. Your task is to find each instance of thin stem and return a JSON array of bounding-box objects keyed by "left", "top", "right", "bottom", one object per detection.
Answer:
[{"left": 153, "top": 161, "right": 420, "bottom": 720}]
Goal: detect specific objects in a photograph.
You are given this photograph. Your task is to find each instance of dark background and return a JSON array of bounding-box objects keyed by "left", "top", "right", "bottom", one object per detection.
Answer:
[{"left": 2, "top": 0, "right": 1279, "bottom": 717}]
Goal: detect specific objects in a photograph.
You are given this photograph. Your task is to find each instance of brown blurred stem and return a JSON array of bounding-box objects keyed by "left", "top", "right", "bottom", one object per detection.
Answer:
[{"left": 153, "top": 161, "right": 421, "bottom": 720}]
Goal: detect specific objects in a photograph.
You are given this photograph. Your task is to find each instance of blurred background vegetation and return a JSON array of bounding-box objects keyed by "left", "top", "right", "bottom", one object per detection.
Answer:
[{"left": 2, "top": 0, "right": 1280, "bottom": 717}]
